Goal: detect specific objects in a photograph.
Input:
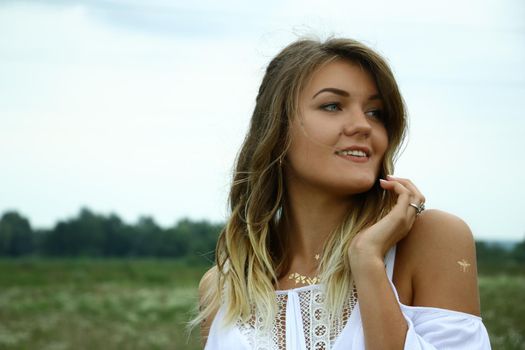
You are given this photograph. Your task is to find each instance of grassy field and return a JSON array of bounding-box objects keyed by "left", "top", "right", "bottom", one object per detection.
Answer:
[
  {"left": 479, "top": 273, "right": 525, "bottom": 349},
  {"left": 0, "top": 259, "right": 205, "bottom": 350},
  {"left": 0, "top": 259, "right": 523, "bottom": 350}
]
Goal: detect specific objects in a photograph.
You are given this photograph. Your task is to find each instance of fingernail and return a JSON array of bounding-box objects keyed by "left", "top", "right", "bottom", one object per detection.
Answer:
[
  {"left": 386, "top": 174, "right": 395, "bottom": 178},
  {"left": 379, "top": 179, "right": 387, "bottom": 183}
]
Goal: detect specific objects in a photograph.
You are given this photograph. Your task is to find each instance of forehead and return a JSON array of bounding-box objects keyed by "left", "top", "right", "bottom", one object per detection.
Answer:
[{"left": 301, "top": 59, "right": 378, "bottom": 99}]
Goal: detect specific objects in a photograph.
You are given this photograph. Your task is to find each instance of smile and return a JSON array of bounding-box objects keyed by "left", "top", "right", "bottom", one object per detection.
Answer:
[
  {"left": 335, "top": 151, "right": 370, "bottom": 163},
  {"left": 336, "top": 149, "right": 367, "bottom": 157}
]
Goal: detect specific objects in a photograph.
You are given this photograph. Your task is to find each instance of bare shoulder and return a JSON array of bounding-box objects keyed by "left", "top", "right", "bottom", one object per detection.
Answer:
[
  {"left": 199, "top": 265, "right": 220, "bottom": 346},
  {"left": 396, "top": 209, "right": 481, "bottom": 316},
  {"left": 404, "top": 208, "right": 476, "bottom": 253}
]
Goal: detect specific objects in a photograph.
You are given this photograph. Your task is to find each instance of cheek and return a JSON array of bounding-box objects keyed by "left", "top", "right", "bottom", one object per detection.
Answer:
[
  {"left": 375, "top": 127, "right": 389, "bottom": 155},
  {"left": 298, "top": 118, "right": 340, "bottom": 149}
]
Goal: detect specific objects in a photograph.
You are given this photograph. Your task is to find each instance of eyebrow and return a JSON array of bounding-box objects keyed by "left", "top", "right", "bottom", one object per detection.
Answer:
[{"left": 312, "top": 87, "right": 381, "bottom": 101}]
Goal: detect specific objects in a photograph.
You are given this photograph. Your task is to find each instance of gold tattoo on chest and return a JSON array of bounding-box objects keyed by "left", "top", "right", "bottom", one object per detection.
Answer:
[{"left": 457, "top": 259, "right": 471, "bottom": 272}]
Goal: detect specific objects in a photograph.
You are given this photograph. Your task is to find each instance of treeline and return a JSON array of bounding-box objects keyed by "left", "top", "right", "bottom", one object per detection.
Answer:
[
  {"left": 0, "top": 208, "right": 221, "bottom": 263},
  {"left": 0, "top": 208, "right": 524, "bottom": 266},
  {"left": 476, "top": 239, "right": 524, "bottom": 271}
]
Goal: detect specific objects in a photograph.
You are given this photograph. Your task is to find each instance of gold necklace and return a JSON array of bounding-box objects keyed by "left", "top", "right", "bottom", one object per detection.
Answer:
[
  {"left": 287, "top": 253, "right": 321, "bottom": 286},
  {"left": 288, "top": 272, "right": 320, "bottom": 285}
]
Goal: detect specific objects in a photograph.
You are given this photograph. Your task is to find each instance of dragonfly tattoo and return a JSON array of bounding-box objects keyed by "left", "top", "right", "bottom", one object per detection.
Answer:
[{"left": 457, "top": 259, "right": 471, "bottom": 272}]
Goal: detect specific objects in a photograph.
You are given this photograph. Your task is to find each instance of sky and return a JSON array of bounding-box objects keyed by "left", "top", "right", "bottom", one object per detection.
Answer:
[{"left": 0, "top": 0, "right": 524, "bottom": 241}]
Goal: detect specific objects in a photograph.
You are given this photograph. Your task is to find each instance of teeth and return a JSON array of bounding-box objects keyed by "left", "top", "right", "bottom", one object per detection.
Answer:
[{"left": 337, "top": 150, "right": 367, "bottom": 157}]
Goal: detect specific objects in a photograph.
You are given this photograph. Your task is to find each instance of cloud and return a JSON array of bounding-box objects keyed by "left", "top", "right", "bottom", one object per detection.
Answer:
[{"left": 0, "top": 0, "right": 280, "bottom": 38}]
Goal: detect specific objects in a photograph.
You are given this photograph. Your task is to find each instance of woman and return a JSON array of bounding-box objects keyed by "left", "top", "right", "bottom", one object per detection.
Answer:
[{"left": 192, "top": 37, "right": 491, "bottom": 349}]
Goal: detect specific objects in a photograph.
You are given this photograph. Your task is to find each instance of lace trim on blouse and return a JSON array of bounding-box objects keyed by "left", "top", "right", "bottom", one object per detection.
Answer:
[{"left": 236, "top": 284, "right": 358, "bottom": 350}]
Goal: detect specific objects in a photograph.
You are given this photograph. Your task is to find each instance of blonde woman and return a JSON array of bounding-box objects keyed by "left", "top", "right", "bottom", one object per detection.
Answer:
[{"left": 193, "top": 37, "right": 491, "bottom": 349}]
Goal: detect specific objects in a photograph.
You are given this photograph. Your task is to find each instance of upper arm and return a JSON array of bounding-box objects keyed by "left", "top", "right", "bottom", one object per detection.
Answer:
[
  {"left": 199, "top": 266, "right": 219, "bottom": 347},
  {"left": 402, "top": 209, "right": 481, "bottom": 316}
]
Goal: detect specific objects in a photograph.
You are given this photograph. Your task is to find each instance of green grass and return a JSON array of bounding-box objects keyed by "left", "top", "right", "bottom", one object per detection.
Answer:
[
  {"left": 0, "top": 259, "right": 207, "bottom": 350},
  {"left": 479, "top": 274, "right": 525, "bottom": 350},
  {"left": 0, "top": 259, "right": 523, "bottom": 349}
]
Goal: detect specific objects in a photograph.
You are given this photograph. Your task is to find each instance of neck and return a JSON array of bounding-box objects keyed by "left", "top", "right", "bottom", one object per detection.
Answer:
[{"left": 278, "top": 178, "right": 355, "bottom": 274}]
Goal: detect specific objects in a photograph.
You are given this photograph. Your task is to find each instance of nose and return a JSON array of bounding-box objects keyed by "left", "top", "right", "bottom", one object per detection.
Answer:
[{"left": 341, "top": 107, "right": 372, "bottom": 137}]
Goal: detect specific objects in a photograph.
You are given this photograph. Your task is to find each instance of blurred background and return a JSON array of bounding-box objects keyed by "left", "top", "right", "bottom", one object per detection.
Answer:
[{"left": 0, "top": 0, "right": 524, "bottom": 349}]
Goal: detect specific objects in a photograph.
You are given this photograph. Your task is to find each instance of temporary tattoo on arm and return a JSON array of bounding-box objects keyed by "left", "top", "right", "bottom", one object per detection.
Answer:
[{"left": 457, "top": 259, "right": 471, "bottom": 272}]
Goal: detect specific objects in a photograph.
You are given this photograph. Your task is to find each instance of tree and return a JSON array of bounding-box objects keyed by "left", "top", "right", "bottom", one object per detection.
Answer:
[
  {"left": 42, "top": 207, "right": 105, "bottom": 256},
  {"left": 174, "top": 217, "right": 222, "bottom": 263},
  {"left": 102, "top": 213, "right": 130, "bottom": 257},
  {"left": 129, "top": 215, "right": 163, "bottom": 256},
  {"left": 511, "top": 235, "right": 525, "bottom": 263},
  {"left": 0, "top": 211, "right": 34, "bottom": 256},
  {"left": 475, "top": 240, "right": 510, "bottom": 264}
]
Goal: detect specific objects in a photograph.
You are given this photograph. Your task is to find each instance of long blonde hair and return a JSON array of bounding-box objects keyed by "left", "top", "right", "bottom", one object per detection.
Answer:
[{"left": 192, "top": 35, "right": 407, "bottom": 330}]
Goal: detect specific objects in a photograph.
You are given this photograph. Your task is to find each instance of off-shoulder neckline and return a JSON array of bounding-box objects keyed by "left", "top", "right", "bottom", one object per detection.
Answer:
[{"left": 399, "top": 302, "right": 483, "bottom": 320}]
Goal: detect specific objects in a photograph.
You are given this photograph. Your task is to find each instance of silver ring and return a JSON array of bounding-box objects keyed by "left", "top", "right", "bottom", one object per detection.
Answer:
[{"left": 409, "top": 202, "right": 425, "bottom": 216}]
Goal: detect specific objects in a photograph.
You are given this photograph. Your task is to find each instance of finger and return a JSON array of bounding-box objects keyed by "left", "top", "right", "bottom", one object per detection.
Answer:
[
  {"left": 379, "top": 179, "right": 420, "bottom": 219},
  {"left": 386, "top": 175, "right": 426, "bottom": 204},
  {"left": 379, "top": 178, "right": 412, "bottom": 208},
  {"left": 384, "top": 176, "right": 425, "bottom": 219}
]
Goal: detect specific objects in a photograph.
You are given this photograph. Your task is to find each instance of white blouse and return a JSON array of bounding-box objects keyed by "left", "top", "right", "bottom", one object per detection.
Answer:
[{"left": 205, "top": 245, "right": 492, "bottom": 349}]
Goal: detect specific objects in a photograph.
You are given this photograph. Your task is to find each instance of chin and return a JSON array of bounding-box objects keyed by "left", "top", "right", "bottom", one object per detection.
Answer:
[
  {"left": 353, "top": 181, "right": 376, "bottom": 194},
  {"left": 332, "top": 176, "right": 376, "bottom": 195},
  {"left": 352, "top": 173, "right": 376, "bottom": 188}
]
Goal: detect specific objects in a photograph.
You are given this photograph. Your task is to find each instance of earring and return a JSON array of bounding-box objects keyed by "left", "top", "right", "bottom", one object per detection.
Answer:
[{"left": 279, "top": 157, "right": 283, "bottom": 166}]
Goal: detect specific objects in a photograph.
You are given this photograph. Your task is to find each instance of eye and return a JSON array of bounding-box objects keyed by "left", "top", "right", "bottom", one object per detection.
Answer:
[
  {"left": 365, "top": 109, "right": 384, "bottom": 121},
  {"left": 320, "top": 102, "right": 341, "bottom": 112}
]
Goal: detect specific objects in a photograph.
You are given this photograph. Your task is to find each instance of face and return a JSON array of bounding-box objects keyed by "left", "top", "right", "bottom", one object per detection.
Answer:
[{"left": 285, "top": 59, "right": 388, "bottom": 196}]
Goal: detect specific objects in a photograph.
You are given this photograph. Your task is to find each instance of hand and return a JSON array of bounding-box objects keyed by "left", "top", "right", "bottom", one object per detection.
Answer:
[{"left": 348, "top": 175, "right": 426, "bottom": 269}]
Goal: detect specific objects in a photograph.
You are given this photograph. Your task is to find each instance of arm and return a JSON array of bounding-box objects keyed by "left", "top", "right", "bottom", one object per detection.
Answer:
[
  {"left": 399, "top": 209, "right": 489, "bottom": 349},
  {"left": 407, "top": 209, "right": 480, "bottom": 316},
  {"left": 349, "top": 176, "right": 485, "bottom": 349},
  {"left": 352, "top": 253, "right": 408, "bottom": 349},
  {"left": 348, "top": 175, "right": 422, "bottom": 349}
]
